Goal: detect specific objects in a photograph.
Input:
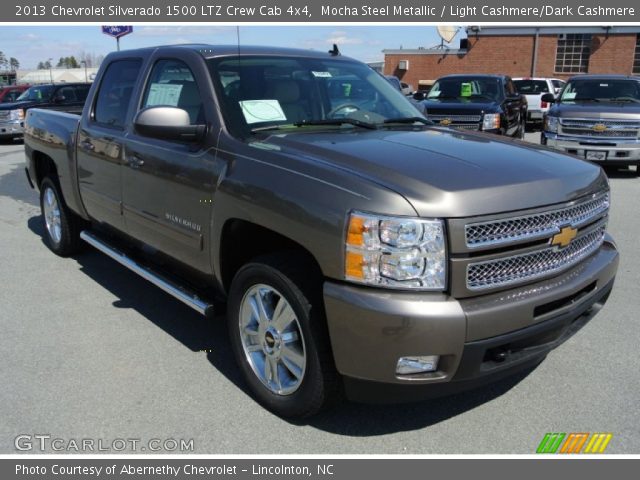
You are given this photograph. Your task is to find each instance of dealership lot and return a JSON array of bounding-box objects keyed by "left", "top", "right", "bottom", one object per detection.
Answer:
[{"left": 0, "top": 135, "right": 639, "bottom": 454}]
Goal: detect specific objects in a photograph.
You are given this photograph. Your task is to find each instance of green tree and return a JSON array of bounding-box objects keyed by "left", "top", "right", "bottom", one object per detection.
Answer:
[
  {"left": 37, "top": 61, "right": 45, "bottom": 70},
  {"left": 9, "top": 58, "right": 19, "bottom": 71},
  {"left": 0, "top": 51, "right": 7, "bottom": 70}
]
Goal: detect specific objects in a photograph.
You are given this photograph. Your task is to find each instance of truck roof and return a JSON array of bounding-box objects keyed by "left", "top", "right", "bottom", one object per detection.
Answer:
[
  {"left": 108, "top": 44, "right": 357, "bottom": 61},
  {"left": 567, "top": 74, "right": 640, "bottom": 81},
  {"left": 437, "top": 74, "right": 508, "bottom": 80}
]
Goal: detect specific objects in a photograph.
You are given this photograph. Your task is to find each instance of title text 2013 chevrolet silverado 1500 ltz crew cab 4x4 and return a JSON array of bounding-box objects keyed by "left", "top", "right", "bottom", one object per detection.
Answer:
[
  {"left": 24, "top": 45, "right": 618, "bottom": 418},
  {"left": 542, "top": 75, "right": 640, "bottom": 174}
]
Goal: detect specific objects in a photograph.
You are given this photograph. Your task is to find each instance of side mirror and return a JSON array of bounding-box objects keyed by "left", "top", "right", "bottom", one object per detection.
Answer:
[
  {"left": 541, "top": 93, "right": 556, "bottom": 104},
  {"left": 134, "top": 106, "right": 206, "bottom": 143},
  {"left": 413, "top": 91, "right": 426, "bottom": 101}
]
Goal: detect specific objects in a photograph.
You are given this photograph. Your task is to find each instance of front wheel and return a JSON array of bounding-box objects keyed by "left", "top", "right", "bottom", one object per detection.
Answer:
[{"left": 227, "top": 254, "right": 339, "bottom": 418}]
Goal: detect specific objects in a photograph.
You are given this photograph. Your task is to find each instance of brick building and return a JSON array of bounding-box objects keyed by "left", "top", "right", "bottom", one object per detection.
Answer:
[{"left": 383, "top": 26, "right": 640, "bottom": 88}]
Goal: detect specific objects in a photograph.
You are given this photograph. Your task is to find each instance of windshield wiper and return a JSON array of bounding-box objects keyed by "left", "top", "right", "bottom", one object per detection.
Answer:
[
  {"left": 250, "top": 124, "right": 297, "bottom": 133},
  {"left": 293, "top": 118, "right": 378, "bottom": 130},
  {"left": 383, "top": 117, "right": 432, "bottom": 125},
  {"left": 609, "top": 97, "right": 640, "bottom": 103},
  {"left": 568, "top": 98, "right": 600, "bottom": 103}
]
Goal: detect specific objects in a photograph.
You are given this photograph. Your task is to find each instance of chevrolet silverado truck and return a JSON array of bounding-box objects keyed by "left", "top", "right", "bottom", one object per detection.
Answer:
[
  {"left": 417, "top": 74, "right": 527, "bottom": 138},
  {"left": 513, "top": 77, "right": 565, "bottom": 127},
  {"left": 0, "top": 83, "right": 90, "bottom": 141},
  {"left": 541, "top": 75, "right": 640, "bottom": 174},
  {"left": 24, "top": 45, "right": 618, "bottom": 418}
]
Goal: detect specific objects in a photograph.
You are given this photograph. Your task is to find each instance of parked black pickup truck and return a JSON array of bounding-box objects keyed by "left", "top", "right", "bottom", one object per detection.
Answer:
[
  {"left": 24, "top": 45, "right": 618, "bottom": 418},
  {"left": 417, "top": 74, "right": 527, "bottom": 138},
  {"left": 0, "top": 83, "right": 90, "bottom": 141},
  {"left": 541, "top": 75, "right": 640, "bottom": 173}
]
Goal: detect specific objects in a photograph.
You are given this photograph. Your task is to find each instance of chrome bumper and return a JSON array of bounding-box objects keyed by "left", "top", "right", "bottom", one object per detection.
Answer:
[
  {"left": 542, "top": 132, "right": 640, "bottom": 163},
  {"left": 0, "top": 120, "right": 23, "bottom": 137}
]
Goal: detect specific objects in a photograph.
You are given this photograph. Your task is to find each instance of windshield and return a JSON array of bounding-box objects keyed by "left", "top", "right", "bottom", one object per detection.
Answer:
[
  {"left": 17, "top": 85, "right": 54, "bottom": 102},
  {"left": 560, "top": 79, "right": 640, "bottom": 103},
  {"left": 427, "top": 77, "right": 502, "bottom": 101},
  {"left": 208, "top": 56, "right": 423, "bottom": 136},
  {"left": 513, "top": 80, "right": 550, "bottom": 94}
]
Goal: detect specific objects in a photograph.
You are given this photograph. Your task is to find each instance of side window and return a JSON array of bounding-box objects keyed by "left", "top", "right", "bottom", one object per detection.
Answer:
[
  {"left": 75, "top": 85, "right": 91, "bottom": 102},
  {"left": 56, "top": 86, "right": 77, "bottom": 103},
  {"left": 141, "top": 59, "right": 203, "bottom": 125},
  {"left": 94, "top": 59, "right": 142, "bottom": 129},
  {"left": 505, "top": 79, "right": 516, "bottom": 96}
]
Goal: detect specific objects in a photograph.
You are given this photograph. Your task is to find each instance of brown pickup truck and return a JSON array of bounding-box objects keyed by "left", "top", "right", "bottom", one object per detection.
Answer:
[{"left": 24, "top": 45, "right": 618, "bottom": 418}]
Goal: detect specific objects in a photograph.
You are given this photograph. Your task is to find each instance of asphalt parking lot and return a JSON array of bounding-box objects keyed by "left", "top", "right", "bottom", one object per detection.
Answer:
[{"left": 1, "top": 132, "right": 639, "bottom": 454}]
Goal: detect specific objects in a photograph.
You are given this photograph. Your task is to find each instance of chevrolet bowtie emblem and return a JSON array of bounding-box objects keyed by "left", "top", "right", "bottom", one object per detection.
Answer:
[
  {"left": 440, "top": 118, "right": 452, "bottom": 126},
  {"left": 592, "top": 123, "right": 607, "bottom": 132},
  {"left": 551, "top": 226, "right": 578, "bottom": 248}
]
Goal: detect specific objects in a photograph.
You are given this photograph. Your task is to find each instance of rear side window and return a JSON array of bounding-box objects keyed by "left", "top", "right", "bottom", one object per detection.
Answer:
[
  {"left": 55, "top": 86, "right": 78, "bottom": 103},
  {"left": 513, "top": 80, "right": 550, "bottom": 94},
  {"left": 75, "top": 85, "right": 91, "bottom": 102},
  {"left": 94, "top": 59, "right": 142, "bottom": 129}
]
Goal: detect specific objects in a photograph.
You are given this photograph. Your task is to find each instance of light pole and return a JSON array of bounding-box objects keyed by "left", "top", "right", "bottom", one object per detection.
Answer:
[
  {"left": 80, "top": 60, "right": 87, "bottom": 82},
  {"left": 47, "top": 58, "right": 53, "bottom": 84}
]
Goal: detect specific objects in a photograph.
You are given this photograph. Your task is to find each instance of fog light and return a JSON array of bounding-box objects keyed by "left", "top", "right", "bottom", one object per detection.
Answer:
[{"left": 396, "top": 355, "right": 439, "bottom": 375}]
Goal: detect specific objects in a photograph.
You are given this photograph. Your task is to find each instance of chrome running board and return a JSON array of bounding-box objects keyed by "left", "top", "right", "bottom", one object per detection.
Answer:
[{"left": 80, "top": 230, "right": 214, "bottom": 317}]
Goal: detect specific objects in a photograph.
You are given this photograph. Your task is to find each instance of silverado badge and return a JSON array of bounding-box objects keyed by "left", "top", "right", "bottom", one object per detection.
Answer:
[
  {"left": 592, "top": 123, "right": 608, "bottom": 132},
  {"left": 440, "top": 118, "right": 452, "bottom": 126},
  {"left": 551, "top": 226, "right": 578, "bottom": 248}
]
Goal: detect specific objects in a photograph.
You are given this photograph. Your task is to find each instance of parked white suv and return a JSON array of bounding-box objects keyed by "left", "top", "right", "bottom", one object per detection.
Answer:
[{"left": 514, "top": 77, "right": 566, "bottom": 126}]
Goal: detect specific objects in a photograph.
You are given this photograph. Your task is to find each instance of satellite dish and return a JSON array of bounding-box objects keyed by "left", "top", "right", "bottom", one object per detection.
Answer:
[{"left": 436, "top": 26, "right": 459, "bottom": 44}]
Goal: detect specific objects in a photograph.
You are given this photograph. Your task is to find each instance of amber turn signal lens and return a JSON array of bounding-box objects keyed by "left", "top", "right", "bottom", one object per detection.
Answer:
[
  {"left": 345, "top": 251, "right": 364, "bottom": 279},
  {"left": 347, "top": 216, "right": 365, "bottom": 246}
]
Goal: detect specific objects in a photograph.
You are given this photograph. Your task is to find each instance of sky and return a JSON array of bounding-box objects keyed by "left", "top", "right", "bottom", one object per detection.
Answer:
[{"left": 0, "top": 25, "right": 457, "bottom": 69}]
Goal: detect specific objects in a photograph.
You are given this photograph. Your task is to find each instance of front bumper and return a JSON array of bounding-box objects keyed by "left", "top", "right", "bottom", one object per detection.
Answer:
[
  {"left": 0, "top": 119, "right": 24, "bottom": 138},
  {"left": 324, "top": 237, "right": 618, "bottom": 403},
  {"left": 542, "top": 131, "right": 640, "bottom": 164}
]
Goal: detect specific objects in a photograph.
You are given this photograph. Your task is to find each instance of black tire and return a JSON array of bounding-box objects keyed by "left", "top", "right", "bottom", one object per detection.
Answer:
[
  {"left": 227, "top": 253, "right": 340, "bottom": 418},
  {"left": 39, "top": 177, "right": 83, "bottom": 256}
]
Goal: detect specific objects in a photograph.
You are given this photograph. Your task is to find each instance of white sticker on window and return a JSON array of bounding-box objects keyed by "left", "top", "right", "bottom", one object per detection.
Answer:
[
  {"left": 600, "top": 84, "right": 609, "bottom": 87},
  {"left": 312, "top": 71, "right": 332, "bottom": 78},
  {"left": 239, "top": 100, "right": 287, "bottom": 124},
  {"left": 146, "top": 83, "right": 183, "bottom": 107},
  {"left": 563, "top": 92, "right": 577, "bottom": 99}
]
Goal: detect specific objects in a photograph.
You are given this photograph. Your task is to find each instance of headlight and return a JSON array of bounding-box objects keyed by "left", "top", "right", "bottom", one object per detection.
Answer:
[
  {"left": 544, "top": 115, "right": 558, "bottom": 133},
  {"left": 9, "top": 109, "right": 25, "bottom": 121},
  {"left": 482, "top": 113, "right": 500, "bottom": 130},
  {"left": 345, "top": 212, "right": 447, "bottom": 290}
]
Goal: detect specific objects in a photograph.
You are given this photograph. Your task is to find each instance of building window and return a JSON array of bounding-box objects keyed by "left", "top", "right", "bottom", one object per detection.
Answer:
[
  {"left": 633, "top": 34, "right": 640, "bottom": 74},
  {"left": 555, "top": 34, "right": 592, "bottom": 74}
]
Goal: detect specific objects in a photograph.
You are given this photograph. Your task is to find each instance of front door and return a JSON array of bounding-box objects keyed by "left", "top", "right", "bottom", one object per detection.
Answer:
[{"left": 121, "top": 56, "right": 218, "bottom": 274}]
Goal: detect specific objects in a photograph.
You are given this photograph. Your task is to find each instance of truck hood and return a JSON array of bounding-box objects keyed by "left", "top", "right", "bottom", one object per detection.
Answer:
[
  {"left": 262, "top": 127, "right": 607, "bottom": 218},
  {"left": 549, "top": 101, "right": 640, "bottom": 119},
  {"left": 421, "top": 99, "right": 501, "bottom": 115},
  {"left": 0, "top": 100, "right": 39, "bottom": 111}
]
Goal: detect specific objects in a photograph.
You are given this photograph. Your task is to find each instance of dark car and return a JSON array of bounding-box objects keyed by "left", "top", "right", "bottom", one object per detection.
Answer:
[
  {"left": 541, "top": 75, "right": 640, "bottom": 173},
  {"left": 0, "top": 83, "right": 91, "bottom": 141},
  {"left": 418, "top": 74, "right": 527, "bottom": 138}
]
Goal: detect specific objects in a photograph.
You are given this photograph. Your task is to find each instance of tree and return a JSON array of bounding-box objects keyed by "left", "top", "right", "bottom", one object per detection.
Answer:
[
  {"left": 0, "top": 51, "right": 7, "bottom": 70},
  {"left": 9, "top": 58, "right": 19, "bottom": 71},
  {"left": 37, "top": 61, "right": 45, "bottom": 70}
]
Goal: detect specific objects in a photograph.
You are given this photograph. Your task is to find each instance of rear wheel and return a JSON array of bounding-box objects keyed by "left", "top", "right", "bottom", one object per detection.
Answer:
[
  {"left": 227, "top": 254, "right": 339, "bottom": 418},
  {"left": 39, "top": 177, "right": 83, "bottom": 256}
]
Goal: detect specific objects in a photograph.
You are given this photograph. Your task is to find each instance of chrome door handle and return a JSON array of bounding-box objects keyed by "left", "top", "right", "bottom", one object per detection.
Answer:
[
  {"left": 128, "top": 155, "right": 145, "bottom": 168},
  {"left": 80, "top": 140, "right": 94, "bottom": 151}
]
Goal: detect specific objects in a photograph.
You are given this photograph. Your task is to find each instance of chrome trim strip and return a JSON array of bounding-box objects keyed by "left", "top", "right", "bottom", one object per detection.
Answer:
[
  {"left": 465, "top": 192, "right": 609, "bottom": 249},
  {"left": 466, "top": 218, "right": 607, "bottom": 291},
  {"left": 80, "top": 231, "right": 214, "bottom": 316}
]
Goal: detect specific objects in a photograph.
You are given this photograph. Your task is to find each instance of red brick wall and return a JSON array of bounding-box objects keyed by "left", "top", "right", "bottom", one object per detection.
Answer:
[{"left": 384, "top": 33, "right": 638, "bottom": 85}]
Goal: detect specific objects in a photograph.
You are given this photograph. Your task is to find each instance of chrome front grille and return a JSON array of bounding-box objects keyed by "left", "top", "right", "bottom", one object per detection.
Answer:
[
  {"left": 466, "top": 222, "right": 606, "bottom": 291},
  {"left": 0, "top": 111, "right": 10, "bottom": 120},
  {"left": 560, "top": 118, "right": 640, "bottom": 138},
  {"left": 465, "top": 192, "right": 609, "bottom": 249},
  {"left": 428, "top": 114, "right": 481, "bottom": 130}
]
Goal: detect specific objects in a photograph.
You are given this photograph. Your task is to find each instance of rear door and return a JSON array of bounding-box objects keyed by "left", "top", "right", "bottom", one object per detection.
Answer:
[
  {"left": 121, "top": 53, "right": 219, "bottom": 274},
  {"left": 76, "top": 59, "right": 143, "bottom": 231}
]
